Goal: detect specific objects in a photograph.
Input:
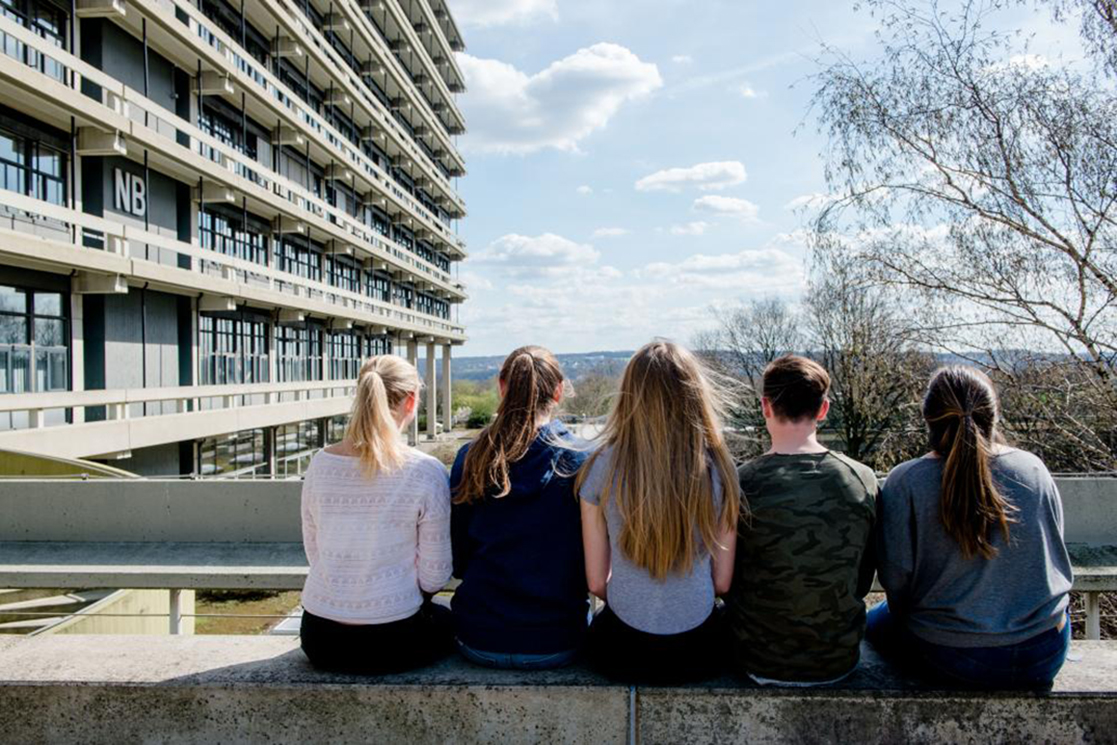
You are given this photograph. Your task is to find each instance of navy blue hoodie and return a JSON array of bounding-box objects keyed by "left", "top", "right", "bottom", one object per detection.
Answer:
[{"left": 450, "top": 421, "right": 589, "bottom": 655}]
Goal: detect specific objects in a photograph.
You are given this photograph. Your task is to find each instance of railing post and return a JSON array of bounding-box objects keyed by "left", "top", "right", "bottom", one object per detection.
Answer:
[
  {"left": 169, "top": 589, "right": 182, "bottom": 635},
  {"left": 1086, "top": 591, "right": 1102, "bottom": 641}
]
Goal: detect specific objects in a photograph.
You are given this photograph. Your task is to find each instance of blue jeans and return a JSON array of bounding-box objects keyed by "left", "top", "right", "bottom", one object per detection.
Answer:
[
  {"left": 866, "top": 601, "right": 1070, "bottom": 690},
  {"left": 456, "top": 640, "right": 578, "bottom": 670}
]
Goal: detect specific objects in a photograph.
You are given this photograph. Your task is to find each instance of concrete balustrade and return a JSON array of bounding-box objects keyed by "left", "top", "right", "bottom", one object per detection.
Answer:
[
  {"left": 0, "top": 477, "right": 1115, "bottom": 635},
  {"left": 0, "top": 635, "right": 1115, "bottom": 744}
]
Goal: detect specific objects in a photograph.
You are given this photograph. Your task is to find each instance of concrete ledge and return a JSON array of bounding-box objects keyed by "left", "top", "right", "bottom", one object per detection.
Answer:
[{"left": 1, "top": 637, "right": 1115, "bottom": 744}]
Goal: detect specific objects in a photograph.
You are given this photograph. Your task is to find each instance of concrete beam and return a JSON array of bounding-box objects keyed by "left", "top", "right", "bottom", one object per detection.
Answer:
[{"left": 72, "top": 273, "right": 127, "bottom": 295}]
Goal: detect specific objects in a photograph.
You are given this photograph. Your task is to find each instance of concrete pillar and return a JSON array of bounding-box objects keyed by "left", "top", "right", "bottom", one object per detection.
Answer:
[
  {"left": 69, "top": 288, "right": 84, "bottom": 424},
  {"left": 406, "top": 337, "right": 418, "bottom": 446},
  {"left": 264, "top": 426, "right": 277, "bottom": 476},
  {"left": 425, "top": 341, "right": 437, "bottom": 440},
  {"left": 441, "top": 344, "right": 452, "bottom": 433}
]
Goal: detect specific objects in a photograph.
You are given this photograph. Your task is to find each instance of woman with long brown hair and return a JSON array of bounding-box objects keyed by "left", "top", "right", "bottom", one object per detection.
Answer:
[
  {"left": 300, "top": 355, "right": 453, "bottom": 673},
  {"left": 577, "top": 341, "right": 740, "bottom": 682},
  {"left": 450, "top": 346, "right": 589, "bottom": 669},
  {"left": 870, "top": 366, "right": 1074, "bottom": 689}
]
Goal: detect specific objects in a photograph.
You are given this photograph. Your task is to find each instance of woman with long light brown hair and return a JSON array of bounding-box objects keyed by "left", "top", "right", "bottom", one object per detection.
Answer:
[
  {"left": 870, "top": 366, "right": 1073, "bottom": 689},
  {"left": 577, "top": 340, "right": 741, "bottom": 682},
  {"left": 450, "top": 346, "right": 589, "bottom": 669},
  {"left": 300, "top": 355, "right": 453, "bottom": 673}
]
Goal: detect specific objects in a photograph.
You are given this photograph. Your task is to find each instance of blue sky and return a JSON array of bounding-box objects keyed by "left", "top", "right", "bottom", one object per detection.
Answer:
[{"left": 443, "top": 0, "right": 1070, "bottom": 356}]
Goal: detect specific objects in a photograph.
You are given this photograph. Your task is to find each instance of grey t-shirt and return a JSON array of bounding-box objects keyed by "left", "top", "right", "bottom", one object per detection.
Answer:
[
  {"left": 877, "top": 449, "right": 1073, "bottom": 648},
  {"left": 580, "top": 446, "right": 723, "bottom": 635}
]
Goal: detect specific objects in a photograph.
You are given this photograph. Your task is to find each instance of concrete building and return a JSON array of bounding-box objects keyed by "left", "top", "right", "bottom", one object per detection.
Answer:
[{"left": 0, "top": 0, "right": 467, "bottom": 475}]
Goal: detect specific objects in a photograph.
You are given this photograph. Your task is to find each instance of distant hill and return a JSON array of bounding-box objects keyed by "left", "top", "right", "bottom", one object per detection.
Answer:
[{"left": 448, "top": 351, "right": 635, "bottom": 381}]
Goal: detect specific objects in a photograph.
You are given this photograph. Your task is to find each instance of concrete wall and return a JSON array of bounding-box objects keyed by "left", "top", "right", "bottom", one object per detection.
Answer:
[
  {"left": 116, "top": 443, "right": 184, "bottom": 477},
  {"left": 0, "top": 636, "right": 1115, "bottom": 745}
]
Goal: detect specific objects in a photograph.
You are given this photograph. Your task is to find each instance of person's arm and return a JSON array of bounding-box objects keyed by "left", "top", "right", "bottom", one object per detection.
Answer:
[
  {"left": 875, "top": 473, "right": 914, "bottom": 614},
  {"left": 300, "top": 466, "right": 318, "bottom": 566},
  {"left": 417, "top": 468, "right": 453, "bottom": 594},
  {"left": 856, "top": 478, "right": 881, "bottom": 599},
  {"left": 711, "top": 523, "right": 737, "bottom": 596},
  {"left": 449, "top": 446, "right": 472, "bottom": 579},
  {"left": 581, "top": 499, "right": 611, "bottom": 600}
]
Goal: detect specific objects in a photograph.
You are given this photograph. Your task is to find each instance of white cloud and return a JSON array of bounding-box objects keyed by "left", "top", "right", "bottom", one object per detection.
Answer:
[
  {"left": 473, "top": 233, "right": 600, "bottom": 278},
  {"left": 642, "top": 242, "right": 806, "bottom": 291},
  {"left": 671, "top": 55, "right": 694, "bottom": 65},
  {"left": 447, "top": 0, "right": 557, "bottom": 27},
  {"left": 693, "top": 195, "right": 760, "bottom": 222},
  {"left": 576, "top": 185, "right": 593, "bottom": 195},
  {"left": 670, "top": 221, "right": 711, "bottom": 236},
  {"left": 593, "top": 227, "right": 630, "bottom": 238},
  {"left": 458, "top": 44, "right": 663, "bottom": 155},
  {"left": 738, "top": 84, "right": 766, "bottom": 99},
  {"left": 636, "top": 161, "right": 747, "bottom": 193}
]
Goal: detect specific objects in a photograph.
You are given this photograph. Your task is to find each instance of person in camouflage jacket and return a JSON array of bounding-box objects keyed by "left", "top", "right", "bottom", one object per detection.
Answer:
[{"left": 725, "top": 355, "right": 878, "bottom": 685}]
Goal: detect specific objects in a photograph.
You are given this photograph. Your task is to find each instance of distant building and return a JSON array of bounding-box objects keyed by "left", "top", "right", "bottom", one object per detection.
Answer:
[{"left": 0, "top": 0, "right": 467, "bottom": 475}]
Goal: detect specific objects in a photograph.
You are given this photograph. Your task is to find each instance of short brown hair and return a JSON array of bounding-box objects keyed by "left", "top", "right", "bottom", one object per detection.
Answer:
[{"left": 762, "top": 355, "right": 830, "bottom": 422}]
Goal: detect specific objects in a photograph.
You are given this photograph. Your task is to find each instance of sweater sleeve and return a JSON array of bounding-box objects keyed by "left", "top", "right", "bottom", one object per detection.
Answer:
[
  {"left": 300, "top": 463, "right": 318, "bottom": 567},
  {"left": 876, "top": 469, "right": 914, "bottom": 613},
  {"left": 417, "top": 465, "right": 453, "bottom": 593}
]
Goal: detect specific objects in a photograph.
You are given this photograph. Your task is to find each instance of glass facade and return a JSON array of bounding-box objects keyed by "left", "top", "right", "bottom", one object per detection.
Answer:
[
  {"left": 198, "top": 312, "right": 269, "bottom": 386},
  {"left": 196, "top": 427, "right": 268, "bottom": 477},
  {"left": 275, "top": 418, "right": 322, "bottom": 477},
  {"left": 198, "top": 206, "right": 269, "bottom": 265},
  {"left": 0, "top": 123, "right": 66, "bottom": 206},
  {"left": 0, "top": 0, "right": 67, "bottom": 80},
  {"left": 328, "top": 330, "right": 360, "bottom": 380},
  {"left": 0, "top": 284, "right": 67, "bottom": 395},
  {"left": 275, "top": 323, "right": 323, "bottom": 382}
]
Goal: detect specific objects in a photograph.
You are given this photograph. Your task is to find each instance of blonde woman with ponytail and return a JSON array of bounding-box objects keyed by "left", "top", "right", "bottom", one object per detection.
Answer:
[
  {"left": 870, "top": 366, "right": 1073, "bottom": 690},
  {"left": 576, "top": 341, "right": 740, "bottom": 683},
  {"left": 300, "top": 355, "right": 453, "bottom": 674},
  {"left": 450, "top": 346, "right": 589, "bottom": 670}
]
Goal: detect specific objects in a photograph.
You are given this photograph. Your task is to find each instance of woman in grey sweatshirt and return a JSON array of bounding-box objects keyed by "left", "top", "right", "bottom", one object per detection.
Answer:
[{"left": 869, "top": 366, "right": 1073, "bottom": 690}]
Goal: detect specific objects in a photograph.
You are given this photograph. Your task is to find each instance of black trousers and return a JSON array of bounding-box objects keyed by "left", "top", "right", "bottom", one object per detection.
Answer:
[
  {"left": 300, "top": 602, "right": 453, "bottom": 674},
  {"left": 586, "top": 605, "right": 728, "bottom": 684}
]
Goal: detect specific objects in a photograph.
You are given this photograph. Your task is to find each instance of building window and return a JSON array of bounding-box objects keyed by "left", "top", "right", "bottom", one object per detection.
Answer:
[
  {"left": 275, "top": 323, "right": 322, "bottom": 382},
  {"left": 364, "top": 335, "right": 391, "bottom": 357},
  {"left": 197, "top": 0, "right": 270, "bottom": 67},
  {"left": 329, "top": 330, "right": 361, "bottom": 380},
  {"left": 326, "top": 255, "right": 361, "bottom": 294},
  {"left": 275, "top": 418, "right": 321, "bottom": 477},
  {"left": 198, "top": 206, "right": 269, "bottom": 265},
  {"left": 0, "top": 124, "right": 66, "bottom": 206},
  {"left": 0, "top": 0, "right": 67, "bottom": 80},
  {"left": 275, "top": 238, "right": 322, "bottom": 282},
  {"left": 393, "top": 283, "right": 413, "bottom": 309},
  {"left": 196, "top": 427, "right": 268, "bottom": 477},
  {"left": 0, "top": 284, "right": 67, "bottom": 395},
  {"left": 199, "top": 312, "right": 269, "bottom": 386},
  {"left": 365, "top": 271, "right": 391, "bottom": 303},
  {"left": 326, "top": 414, "right": 347, "bottom": 444},
  {"left": 416, "top": 293, "right": 449, "bottom": 320}
]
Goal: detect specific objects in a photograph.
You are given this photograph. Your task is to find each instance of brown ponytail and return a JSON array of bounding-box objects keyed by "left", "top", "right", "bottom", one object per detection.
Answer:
[
  {"left": 454, "top": 346, "right": 564, "bottom": 504},
  {"left": 923, "top": 366, "right": 1017, "bottom": 559},
  {"left": 347, "top": 355, "right": 421, "bottom": 478}
]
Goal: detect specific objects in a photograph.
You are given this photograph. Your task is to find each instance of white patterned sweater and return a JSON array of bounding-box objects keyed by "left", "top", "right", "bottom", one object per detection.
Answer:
[{"left": 300, "top": 448, "right": 453, "bottom": 624}]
